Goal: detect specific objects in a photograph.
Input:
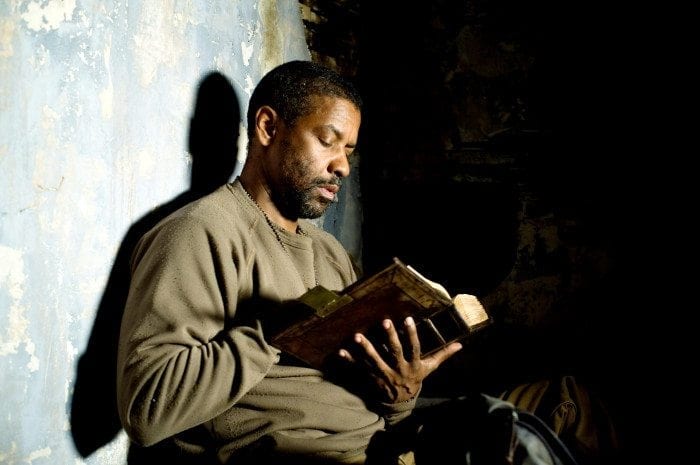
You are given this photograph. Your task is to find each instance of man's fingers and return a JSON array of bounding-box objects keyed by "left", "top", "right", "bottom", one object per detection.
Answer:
[
  {"left": 352, "top": 332, "right": 395, "bottom": 374},
  {"left": 338, "top": 348, "right": 356, "bottom": 364},
  {"left": 423, "top": 342, "right": 463, "bottom": 370},
  {"left": 403, "top": 317, "right": 421, "bottom": 362},
  {"left": 381, "top": 319, "right": 405, "bottom": 362}
]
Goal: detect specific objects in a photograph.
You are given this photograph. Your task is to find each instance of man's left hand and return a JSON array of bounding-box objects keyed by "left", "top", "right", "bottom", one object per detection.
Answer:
[{"left": 338, "top": 316, "right": 463, "bottom": 403}]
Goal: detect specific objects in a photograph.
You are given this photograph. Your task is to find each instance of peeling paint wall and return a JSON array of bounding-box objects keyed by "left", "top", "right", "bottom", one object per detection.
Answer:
[{"left": 0, "top": 1, "right": 312, "bottom": 463}]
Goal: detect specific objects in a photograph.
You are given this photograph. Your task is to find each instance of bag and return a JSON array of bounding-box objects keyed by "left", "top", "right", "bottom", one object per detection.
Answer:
[
  {"left": 411, "top": 394, "right": 579, "bottom": 465},
  {"left": 500, "top": 376, "right": 620, "bottom": 464}
]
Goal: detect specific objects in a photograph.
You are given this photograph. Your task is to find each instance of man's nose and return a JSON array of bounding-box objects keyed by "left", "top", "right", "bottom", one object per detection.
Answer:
[{"left": 329, "top": 151, "right": 350, "bottom": 178}]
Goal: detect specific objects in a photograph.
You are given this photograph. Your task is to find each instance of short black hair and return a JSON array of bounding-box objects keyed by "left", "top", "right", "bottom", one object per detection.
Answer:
[{"left": 246, "top": 60, "right": 362, "bottom": 139}]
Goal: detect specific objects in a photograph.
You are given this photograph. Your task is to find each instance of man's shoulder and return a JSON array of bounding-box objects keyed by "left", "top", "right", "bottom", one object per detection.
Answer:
[
  {"left": 142, "top": 184, "right": 251, "bottom": 241},
  {"left": 131, "top": 185, "right": 253, "bottom": 266}
]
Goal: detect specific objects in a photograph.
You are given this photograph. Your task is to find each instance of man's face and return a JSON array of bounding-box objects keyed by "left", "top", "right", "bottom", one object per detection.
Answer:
[{"left": 269, "top": 96, "right": 360, "bottom": 219}]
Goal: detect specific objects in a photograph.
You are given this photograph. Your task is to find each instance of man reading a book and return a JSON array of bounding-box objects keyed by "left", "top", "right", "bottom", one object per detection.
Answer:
[{"left": 116, "top": 60, "right": 463, "bottom": 464}]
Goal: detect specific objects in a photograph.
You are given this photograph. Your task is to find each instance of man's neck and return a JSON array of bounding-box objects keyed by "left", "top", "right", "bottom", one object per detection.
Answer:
[{"left": 238, "top": 177, "right": 299, "bottom": 233}]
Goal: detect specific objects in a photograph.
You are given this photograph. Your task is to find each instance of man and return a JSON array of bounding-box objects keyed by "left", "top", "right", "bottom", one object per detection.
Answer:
[{"left": 116, "top": 60, "right": 462, "bottom": 465}]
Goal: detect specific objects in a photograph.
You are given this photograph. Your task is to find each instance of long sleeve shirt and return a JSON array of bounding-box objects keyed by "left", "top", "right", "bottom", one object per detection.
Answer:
[{"left": 116, "top": 179, "right": 415, "bottom": 464}]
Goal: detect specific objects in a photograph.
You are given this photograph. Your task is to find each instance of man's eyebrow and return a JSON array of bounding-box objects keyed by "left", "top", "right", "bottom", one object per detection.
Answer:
[{"left": 320, "top": 124, "right": 356, "bottom": 148}]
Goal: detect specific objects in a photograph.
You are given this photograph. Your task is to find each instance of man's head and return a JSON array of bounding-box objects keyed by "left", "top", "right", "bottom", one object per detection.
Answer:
[
  {"left": 244, "top": 61, "right": 362, "bottom": 221},
  {"left": 246, "top": 60, "right": 362, "bottom": 141}
]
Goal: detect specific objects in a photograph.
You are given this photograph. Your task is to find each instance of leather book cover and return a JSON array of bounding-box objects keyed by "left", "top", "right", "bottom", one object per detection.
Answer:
[{"left": 269, "top": 257, "right": 489, "bottom": 369}]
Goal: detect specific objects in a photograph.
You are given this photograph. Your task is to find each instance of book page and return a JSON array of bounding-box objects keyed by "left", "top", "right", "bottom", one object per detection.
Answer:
[
  {"left": 406, "top": 265, "right": 451, "bottom": 299},
  {"left": 453, "top": 294, "right": 489, "bottom": 327}
]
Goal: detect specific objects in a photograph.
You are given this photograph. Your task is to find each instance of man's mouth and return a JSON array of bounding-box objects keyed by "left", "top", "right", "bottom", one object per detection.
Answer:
[{"left": 317, "top": 184, "right": 339, "bottom": 201}]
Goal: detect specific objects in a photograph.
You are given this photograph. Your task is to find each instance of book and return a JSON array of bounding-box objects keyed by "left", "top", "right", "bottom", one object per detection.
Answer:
[{"left": 268, "top": 257, "right": 491, "bottom": 369}]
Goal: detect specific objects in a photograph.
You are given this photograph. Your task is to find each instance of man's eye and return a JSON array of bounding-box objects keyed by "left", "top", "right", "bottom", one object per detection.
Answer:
[{"left": 318, "top": 138, "right": 332, "bottom": 147}]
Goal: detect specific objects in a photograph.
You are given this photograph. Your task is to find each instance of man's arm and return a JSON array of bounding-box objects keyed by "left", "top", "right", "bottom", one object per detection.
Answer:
[{"left": 116, "top": 215, "right": 279, "bottom": 446}]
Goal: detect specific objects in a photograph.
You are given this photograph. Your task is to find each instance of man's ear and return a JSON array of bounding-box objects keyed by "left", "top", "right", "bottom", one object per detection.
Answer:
[{"left": 254, "top": 106, "right": 277, "bottom": 147}]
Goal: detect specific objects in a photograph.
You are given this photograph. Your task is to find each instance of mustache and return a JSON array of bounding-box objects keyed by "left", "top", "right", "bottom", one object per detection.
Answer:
[
  {"left": 310, "top": 177, "right": 342, "bottom": 203},
  {"left": 311, "top": 176, "right": 342, "bottom": 188}
]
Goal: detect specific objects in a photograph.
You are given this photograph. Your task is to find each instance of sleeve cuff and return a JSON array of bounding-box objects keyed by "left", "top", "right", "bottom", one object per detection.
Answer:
[{"left": 378, "top": 386, "right": 421, "bottom": 425}]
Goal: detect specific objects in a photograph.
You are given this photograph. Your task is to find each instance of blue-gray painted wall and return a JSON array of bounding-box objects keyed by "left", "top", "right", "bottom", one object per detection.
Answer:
[{"left": 0, "top": 2, "right": 358, "bottom": 463}]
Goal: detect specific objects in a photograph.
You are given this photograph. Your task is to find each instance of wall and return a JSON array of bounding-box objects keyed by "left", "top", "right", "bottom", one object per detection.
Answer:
[
  {"left": 0, "top": 1, "right": 315, "bottom": 463},
  {"left": 298, "top": 0, "right": 362, "bottom": 265}
]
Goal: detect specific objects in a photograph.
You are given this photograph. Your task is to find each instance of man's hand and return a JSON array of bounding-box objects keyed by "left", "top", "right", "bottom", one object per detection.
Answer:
[{"left": 338, "top": 316, "right": 462, "bottom": 403}]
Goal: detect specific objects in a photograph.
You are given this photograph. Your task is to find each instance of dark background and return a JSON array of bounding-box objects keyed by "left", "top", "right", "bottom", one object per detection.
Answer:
[{"left": 301, "top": 0, "right": 668, "bottom": 461}]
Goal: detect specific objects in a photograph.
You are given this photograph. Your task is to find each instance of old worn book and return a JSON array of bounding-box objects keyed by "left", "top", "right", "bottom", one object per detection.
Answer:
[{"left": 269, "top": 257, "right": 491, "bottom": 369}]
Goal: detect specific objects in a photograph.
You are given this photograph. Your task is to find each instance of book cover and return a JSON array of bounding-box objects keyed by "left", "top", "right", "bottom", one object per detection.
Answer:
[{"left": 269, "top": 257, "right": 491, "bottom": 369}]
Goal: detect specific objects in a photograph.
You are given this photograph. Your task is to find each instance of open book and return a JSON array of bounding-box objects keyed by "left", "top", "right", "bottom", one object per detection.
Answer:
[{"left": 268, "top": 257, "right": 491, "bottom": 369}]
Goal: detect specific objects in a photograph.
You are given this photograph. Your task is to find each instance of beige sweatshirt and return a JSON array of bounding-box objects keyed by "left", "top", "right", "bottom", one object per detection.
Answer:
[{"left": 116, "top": 180, "right": 415, "bottom": 464}]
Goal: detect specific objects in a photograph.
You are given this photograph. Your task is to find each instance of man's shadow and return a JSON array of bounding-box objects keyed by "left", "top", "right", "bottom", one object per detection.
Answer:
[{"left": 70, "top": 71, "right": 241, "bottom": 457}]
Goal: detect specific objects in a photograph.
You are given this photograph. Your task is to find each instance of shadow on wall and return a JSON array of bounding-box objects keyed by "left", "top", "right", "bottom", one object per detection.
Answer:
[{"left": 70, "top": 71, "right": 241, "bottom": 457}]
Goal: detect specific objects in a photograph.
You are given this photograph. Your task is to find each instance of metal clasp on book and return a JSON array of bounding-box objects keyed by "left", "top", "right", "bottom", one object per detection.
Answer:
[{"left": 298, "top": 286, "right": 354, "bottom": 318}]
